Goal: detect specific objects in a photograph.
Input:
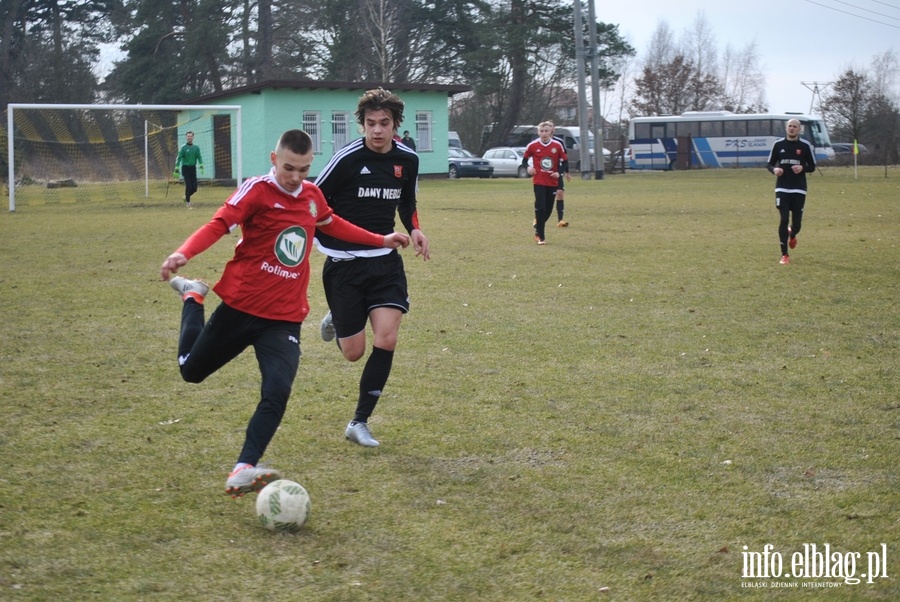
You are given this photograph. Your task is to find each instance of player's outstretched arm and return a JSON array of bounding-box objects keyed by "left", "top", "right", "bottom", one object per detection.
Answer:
[
  {"left": 159, "top": 218, "right": 231, "bottom": 281},
  {"left": 318, "top": 215, "right": 409, "bottom": 250},
  {"left": 160, "top": 252, "right": 188, "bottom": 281}
]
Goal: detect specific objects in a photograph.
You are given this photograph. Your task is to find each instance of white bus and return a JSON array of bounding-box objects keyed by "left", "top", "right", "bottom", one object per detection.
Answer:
[{"left": 628, "top": 111, "right": 834, "bottom": 170}]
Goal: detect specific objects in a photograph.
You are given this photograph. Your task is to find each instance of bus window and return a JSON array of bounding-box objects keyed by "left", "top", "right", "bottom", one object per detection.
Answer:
[
  {"left": 747, "top": 120, "right": 772, "bottom": 137},
  {"left": 802, "top": 120, "right": 831, "bottom": 147},
  {"left": 723, "top": 120, "right": 747, "bottom": 137},
  {"left": 676, "top": 121, "right": 699, "bottom": 137},
  {"left": 650, "top": 124, "right": 667, "bottom": 139},
  {"left": 700, "top": 121, "right": 722, "bottom": 137},
  {"left": 634, "top": 122, "right": 651, "bottom": 138}
]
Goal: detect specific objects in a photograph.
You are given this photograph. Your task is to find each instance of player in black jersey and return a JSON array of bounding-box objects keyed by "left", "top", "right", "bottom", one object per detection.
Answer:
[
  {"left": 314, "top": 88, "right": 431, "bottom": 447},
  {"left": 766, "top": 119, "right": 817, "bottom": 265}
]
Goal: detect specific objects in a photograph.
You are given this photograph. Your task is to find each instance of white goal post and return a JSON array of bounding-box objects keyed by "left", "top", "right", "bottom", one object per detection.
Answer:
[{"left": 6, "top": 103, "right": 243, "bottom": 211}]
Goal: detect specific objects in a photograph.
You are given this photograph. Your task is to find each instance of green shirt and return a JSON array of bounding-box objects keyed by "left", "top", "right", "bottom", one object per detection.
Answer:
[{"left": 176, "top": 143, "right": 203, "bottom": 168}]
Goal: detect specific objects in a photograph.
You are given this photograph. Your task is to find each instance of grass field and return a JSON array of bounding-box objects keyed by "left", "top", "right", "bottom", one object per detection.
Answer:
[{"left": 1, "top": 167, "right": 897, "bottom": 600}]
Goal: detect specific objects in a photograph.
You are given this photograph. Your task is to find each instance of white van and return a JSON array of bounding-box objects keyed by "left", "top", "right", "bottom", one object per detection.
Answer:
[
  {"left": 552, "top": 126, "right": 610, "bottom": 171},
  {"left": 448, "top": 131, "right": 462, "bottom": 149}
]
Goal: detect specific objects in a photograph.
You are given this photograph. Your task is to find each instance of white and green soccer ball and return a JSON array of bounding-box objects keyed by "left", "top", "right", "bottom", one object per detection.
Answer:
[{"left": 255, "top": 479, "right": 310, "bottom": 532}]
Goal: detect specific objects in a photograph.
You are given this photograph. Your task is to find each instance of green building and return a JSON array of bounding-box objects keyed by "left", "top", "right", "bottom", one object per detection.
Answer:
[{"left": 186, "top": 80, "right": 470, "bottom": 180}]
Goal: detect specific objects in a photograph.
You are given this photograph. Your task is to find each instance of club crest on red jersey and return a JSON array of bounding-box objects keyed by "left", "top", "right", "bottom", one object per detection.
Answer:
[
  {"left": 308, "top": 200, "right": 318, "bottom": 217},
  {"left": 274, "top": 227, "right": 308, "bottom": 267},
  {"left": 394, "top": 165, "right": 403, "bottom": 178}
]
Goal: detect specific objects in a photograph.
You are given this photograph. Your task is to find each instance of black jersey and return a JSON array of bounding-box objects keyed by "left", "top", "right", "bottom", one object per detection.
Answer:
[
  {"left": 314, "top": 138, "right": 419, "bottom": 254},
  {"left": 767, "top": 137, "right": 817, "bottom": 194}
]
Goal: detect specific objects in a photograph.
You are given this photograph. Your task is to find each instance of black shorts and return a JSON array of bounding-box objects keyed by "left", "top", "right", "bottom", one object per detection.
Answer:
[
  {"left": 322, "top": 251, "right": 409, "bottom": 338},
  {"left": 556, "top": 177, "right": 565, "bottom": 192},
  {"left": 775, "top": 192, "right": 806, "bottom": 212}
]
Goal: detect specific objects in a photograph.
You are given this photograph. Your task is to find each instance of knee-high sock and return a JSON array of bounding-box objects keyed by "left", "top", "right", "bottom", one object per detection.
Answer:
[{"left": 354, "top": 346, "right": 394, "bottom": 423}]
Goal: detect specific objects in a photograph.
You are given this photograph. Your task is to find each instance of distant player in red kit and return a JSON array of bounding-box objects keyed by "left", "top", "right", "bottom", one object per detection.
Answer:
[
  {"left": 766, "top": 118, "right": 816, "bottom": 264},
  {"left": 522, "top": 121, "right": 568, "bottom": 244},
  {"left": 159, "top": 129, "right": 409, "bottom": 496}
]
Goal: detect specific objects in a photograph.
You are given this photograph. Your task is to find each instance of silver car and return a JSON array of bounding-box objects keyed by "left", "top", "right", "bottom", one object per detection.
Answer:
[{"left": 482, "top": 147, "right": 529, "bottom": 178}]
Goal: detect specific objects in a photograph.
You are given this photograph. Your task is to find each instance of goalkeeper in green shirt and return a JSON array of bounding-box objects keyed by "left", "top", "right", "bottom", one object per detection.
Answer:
[{"left": 173, "top": 131, "right": 204, "bottom": 208}]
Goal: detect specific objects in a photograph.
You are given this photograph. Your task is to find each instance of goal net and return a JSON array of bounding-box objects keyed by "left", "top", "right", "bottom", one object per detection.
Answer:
[{"left": 4, "top": 103, "right": 242, "bottom": 211}]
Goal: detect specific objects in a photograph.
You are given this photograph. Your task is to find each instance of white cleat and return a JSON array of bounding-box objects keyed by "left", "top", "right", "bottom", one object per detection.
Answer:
[
  {"left": 320, "top": 311, "right": 336, "bottom": 342},
  {"left": 345, "top": 421, "right": 380, "bottom": 447},
  {"left": 169, "top": 276, "right": 209, "bottom": 301}
]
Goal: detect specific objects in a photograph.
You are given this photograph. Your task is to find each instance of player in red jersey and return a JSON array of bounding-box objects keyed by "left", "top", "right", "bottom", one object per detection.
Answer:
[
  {"left": 159, "top": 129, "right": 410, "bottom": 497},
  {"left": 522, "top": 121, "right": 567, "bottom": 244}
]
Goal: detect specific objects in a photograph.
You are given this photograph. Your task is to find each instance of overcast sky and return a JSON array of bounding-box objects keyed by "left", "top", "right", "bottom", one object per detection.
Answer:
[
  {"left": 96, "top": 1, "right": 898, "bottom": 120},
  {"left": 596, "top": 0, "right": 900, "bottom": 116}
]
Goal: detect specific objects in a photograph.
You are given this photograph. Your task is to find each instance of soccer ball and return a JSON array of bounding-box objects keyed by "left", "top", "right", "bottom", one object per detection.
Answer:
[{"left": 255, "top": 479, "right": 310, "bottom": 532}]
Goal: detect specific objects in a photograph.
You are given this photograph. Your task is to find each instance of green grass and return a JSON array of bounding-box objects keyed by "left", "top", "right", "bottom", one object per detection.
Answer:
[{"left": 1, "top": 167, "right": 897, "bottom": 600}]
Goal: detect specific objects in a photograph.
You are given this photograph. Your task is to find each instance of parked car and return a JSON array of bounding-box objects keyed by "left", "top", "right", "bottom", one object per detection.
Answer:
[
  {"left": 482, "top": 147, "right": 530, "bottom": 178},
  {"left": 831, "top": 142, "right": 868, "bottom": 155},
  {"left": 448, "top": 148, "right": 494, "bottom": 179},
  {"left": 481, "top": 124, "right": 609, "bottom": 170},
  {"left": 607, "top": 147, "right": 632, "bottom": 169}
]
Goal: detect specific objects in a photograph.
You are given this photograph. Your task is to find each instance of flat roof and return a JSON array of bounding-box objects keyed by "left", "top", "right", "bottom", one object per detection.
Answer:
[{"left": 188, "top": 79, "right": 471, "bottom": 103}]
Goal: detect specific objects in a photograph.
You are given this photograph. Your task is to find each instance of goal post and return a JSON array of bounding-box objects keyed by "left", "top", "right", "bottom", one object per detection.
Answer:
[{"left": 5, "top": 103, "right": 243, "bottom": 211}]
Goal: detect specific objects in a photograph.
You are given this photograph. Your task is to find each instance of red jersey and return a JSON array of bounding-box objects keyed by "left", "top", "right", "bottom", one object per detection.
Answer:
[
  {"left": 523, "top": 138, "right": 567, "bottom": 187},
  {"left": 176, "top": 171, "right": 383, "bottom": 323}
]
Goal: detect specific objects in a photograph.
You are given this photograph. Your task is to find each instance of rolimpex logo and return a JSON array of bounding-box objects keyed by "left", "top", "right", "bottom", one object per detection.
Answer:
[{"left": 275, "top": 227, "right": 307, "bottom": 267}]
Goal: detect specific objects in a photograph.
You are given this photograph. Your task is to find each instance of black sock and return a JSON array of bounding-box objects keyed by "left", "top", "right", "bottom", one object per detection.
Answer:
[{"left": 353, "top": 346, "right": 394, "bottom": 423}]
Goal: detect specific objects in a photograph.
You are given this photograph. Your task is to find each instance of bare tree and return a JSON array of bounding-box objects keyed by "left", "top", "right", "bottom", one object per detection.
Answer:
[
  {"left": 631, "top": 54, "right": 720, "bottom": 116},
  {"left": 680, "top": 12, "right": 717, "bottom": 86},
  {"left": 644, "top": 20, "right": 676, "bottom": 70},
  {"left": 821, "top": 69, "right": 872, "bottom": 142},
  {"left": 721, "top": 41, "right": 767, "bottom": 113},
  {"left": 864, "top": 94, "right": 899, "bottom": 165},
  {"left": 361, "top": 0, "right": 405, "bottom": 81},
  {"left": 870, "top": 49, "right": 899, "bottom": 104},
  {"left": 610, "top": 53, "right": 636, "bottom": 125}
]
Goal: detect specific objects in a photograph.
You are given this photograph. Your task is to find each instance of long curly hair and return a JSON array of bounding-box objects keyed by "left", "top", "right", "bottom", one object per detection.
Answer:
[{"left": 355, "top": 88, "right": 405, "bottom": 129}]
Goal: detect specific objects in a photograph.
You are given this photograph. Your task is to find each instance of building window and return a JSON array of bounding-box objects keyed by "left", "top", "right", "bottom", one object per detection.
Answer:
[
  {"left": 332, "top": 111, "right": 351, "bottom": 151},
  {"left": 303, "top": 111, "right": 321, "bottom": 153},
  {"left": 558, "top": 106, "right": 576, "bottom": 121},
  {"left": 415, "top": 112, "right": 433, "bottom": 152}
]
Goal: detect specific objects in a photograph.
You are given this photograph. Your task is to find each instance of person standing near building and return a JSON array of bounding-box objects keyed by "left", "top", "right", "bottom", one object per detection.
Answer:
[
  {"left": 766, "top": 119, "right": 816, "bottom": 264},
  {"left": 174, "top": 131, "right": 204, "bottom": 209},
  {"left": 522, "top": 121, "right": 567, "bottom": 245},
  {"left": 159, "top": 129, "right": 410, "bottom": 496},
  {"left": 401, "top": 130, "right": 417, "bottom": 151},
  {"left": 315, "top": 87, "right": 431, "bottom": 448}
]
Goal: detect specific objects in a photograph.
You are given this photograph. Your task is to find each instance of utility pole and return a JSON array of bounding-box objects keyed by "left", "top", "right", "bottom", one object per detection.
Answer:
[
  {"left": 573, "top": 0, "right": 592, "bottom": 179},
  {"left": 587, "top": 0, "right": 604, "bottom": 179},
  {"left": 801, "top": 81, "right": 833, "bottom": 115}
]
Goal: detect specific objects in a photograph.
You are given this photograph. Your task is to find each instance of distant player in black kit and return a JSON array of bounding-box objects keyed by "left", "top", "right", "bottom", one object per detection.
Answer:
[
  {"left": 314, "top": 88, "right": 431, "bottom": 447},
  {"left": 766, "top": 119, "right": 816, "bottom": 265}
]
